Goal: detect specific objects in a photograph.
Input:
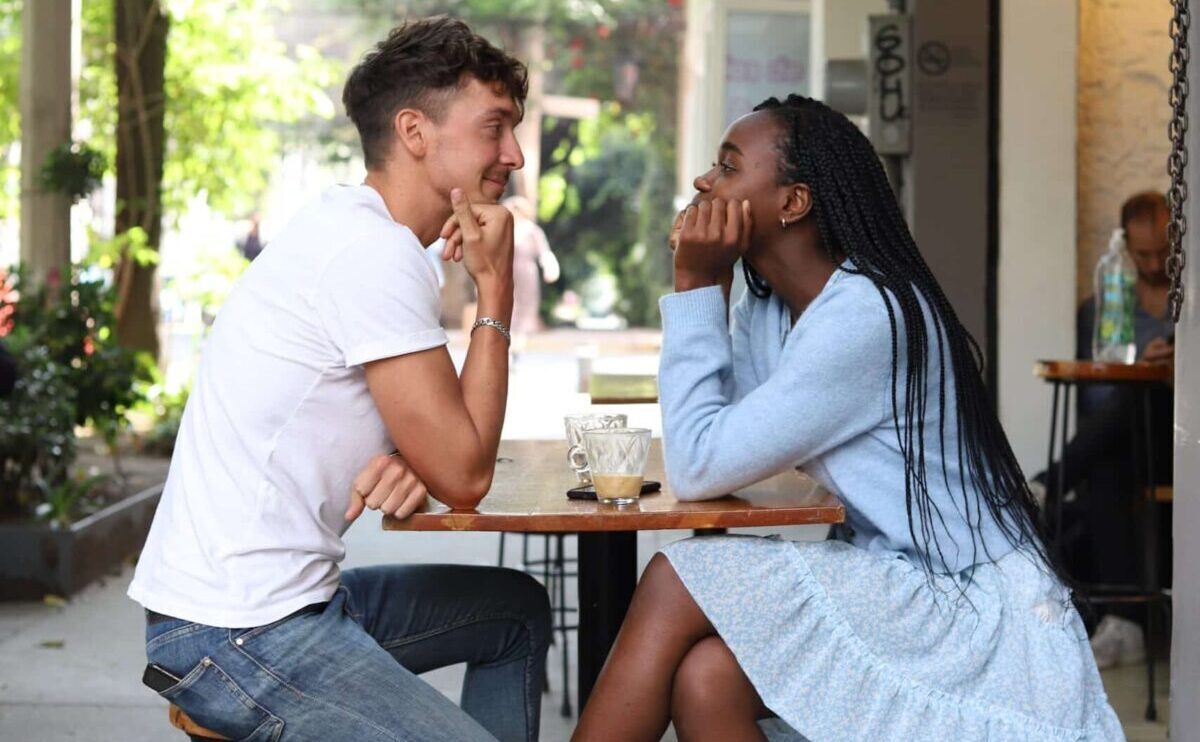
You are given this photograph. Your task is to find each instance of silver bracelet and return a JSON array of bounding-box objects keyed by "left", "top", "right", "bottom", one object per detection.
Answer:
[{"left": 471, "top": 316, "right": 512, "bottom": 343}]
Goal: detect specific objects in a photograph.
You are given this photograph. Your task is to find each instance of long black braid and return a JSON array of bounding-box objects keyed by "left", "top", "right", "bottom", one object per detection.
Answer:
[{"left": 748, "top": 94, "right": 1056, "bottom": 581}]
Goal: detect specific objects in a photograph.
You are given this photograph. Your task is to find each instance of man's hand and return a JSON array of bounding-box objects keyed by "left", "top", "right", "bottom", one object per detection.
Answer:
[
  {"left": 673, "top": 198, "right": 752, "bottom": 293},
  {"left": 1141, "top": 336, "right": 1175, "bottom": 364},
  {"left": 438, "top": 188, "right": 514, "bottom": 287},
  {"left": 345, "top": 452, "right": 429, "bottom": 523}
]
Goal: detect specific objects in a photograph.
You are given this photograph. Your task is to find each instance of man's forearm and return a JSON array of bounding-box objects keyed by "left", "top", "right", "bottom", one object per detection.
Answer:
[{"left": 459, "top": 278, "right": 514, "bottom": 469}]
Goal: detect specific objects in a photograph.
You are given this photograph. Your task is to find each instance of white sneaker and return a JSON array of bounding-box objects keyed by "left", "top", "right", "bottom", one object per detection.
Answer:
[{"left": 1090, "top": 615, "right": 1147, "bottom": 669}]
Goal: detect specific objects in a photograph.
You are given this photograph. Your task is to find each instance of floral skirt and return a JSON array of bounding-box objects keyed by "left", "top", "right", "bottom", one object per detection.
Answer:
[{"left": 662, "top": 536, "right": 1125, "bottom": 742}]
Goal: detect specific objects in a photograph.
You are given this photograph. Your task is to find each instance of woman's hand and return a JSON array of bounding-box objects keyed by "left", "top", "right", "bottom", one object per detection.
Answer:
[
  {"left": 672, "top": 198, "right": 752, "bottom": 294},
  {"left": 345, "top": 452, "right": 429, "bottom": 523}
]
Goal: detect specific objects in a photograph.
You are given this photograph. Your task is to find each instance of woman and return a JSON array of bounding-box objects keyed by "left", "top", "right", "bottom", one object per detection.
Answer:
[{"left": 571, "top": 95, "right": 1122, "bottom": 741}]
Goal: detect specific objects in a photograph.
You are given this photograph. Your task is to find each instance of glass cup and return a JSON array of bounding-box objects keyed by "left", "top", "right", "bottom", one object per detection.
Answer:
[
  {"left": 563, "top": 413, "right": 628, "bottom": 483},
  {"left": 581, "top": 427, "right": 652, "bottom": 506}
]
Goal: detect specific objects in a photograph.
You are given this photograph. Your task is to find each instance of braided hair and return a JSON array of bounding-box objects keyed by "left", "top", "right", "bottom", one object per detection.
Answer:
[{"left": 749, "top": 94, "right": 1053, "bottom": 579}]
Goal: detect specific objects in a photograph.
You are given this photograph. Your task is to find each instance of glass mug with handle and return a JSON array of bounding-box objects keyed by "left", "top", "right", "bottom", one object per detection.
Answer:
[
  {"left": 581, "top": 427, "right": 653, "bottom": 506},
  {"left": 563, "top": 413, "right": 628, "bottom": 483}
]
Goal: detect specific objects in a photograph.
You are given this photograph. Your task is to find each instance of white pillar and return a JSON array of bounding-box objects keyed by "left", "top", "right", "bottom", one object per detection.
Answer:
[
  {"left": 997, "top": 0, "right": 1078, "bottom": 476},
  {"left": 18, "top": 0, "right": 73, "bottom": 283},
  {"left": 1171, "top": 2, "right": 1200, "bottom": 724},
  {"left": 515, "top": 22, "right": 544, "bottom": 213}
]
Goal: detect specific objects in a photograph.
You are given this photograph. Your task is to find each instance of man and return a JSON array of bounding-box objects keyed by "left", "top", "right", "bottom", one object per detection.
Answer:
[
  {"left": 1033, "top": 191, "right": 1174, "bottom": 669},
  {"left": 1077, "top": 191, "right": 1175, "bottom": 377},
  {"left": 130, "top": 18, "right": 550, "bottom": 741}
]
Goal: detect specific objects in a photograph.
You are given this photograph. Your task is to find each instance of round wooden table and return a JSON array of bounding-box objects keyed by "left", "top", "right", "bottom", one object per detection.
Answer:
[{"left": 383, "top": 439, "right": 844, "bottom": 708}]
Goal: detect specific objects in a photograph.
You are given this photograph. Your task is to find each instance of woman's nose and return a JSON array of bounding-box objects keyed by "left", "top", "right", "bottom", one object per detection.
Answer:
[{"left": 693, "top": 172, "right": 712, "bottom": 192}]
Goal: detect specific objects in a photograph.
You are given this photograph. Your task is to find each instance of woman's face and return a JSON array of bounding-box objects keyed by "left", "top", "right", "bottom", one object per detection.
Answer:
[{"left": 690, "top": 111, "right": 789, "bottom": 251}]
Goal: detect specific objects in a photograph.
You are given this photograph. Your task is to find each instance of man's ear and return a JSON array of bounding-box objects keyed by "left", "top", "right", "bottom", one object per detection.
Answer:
[
  {"left": 781, "top": 183, "right": 813, "bottom": 224},
  {"left": 393, "top": 108, "right": 428, "bottom": 158}
]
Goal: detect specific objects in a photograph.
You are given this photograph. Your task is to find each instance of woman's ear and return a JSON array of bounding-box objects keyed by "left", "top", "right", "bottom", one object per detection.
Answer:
[
  {"left": 780, "top": 183, "right": 813, "bottom": 226},
  {"left": 393, "top": 109, "right": 428, "bottom": 158}
]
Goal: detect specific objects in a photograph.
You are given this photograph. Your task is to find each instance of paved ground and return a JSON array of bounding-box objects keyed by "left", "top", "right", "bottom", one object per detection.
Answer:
[{"left": 0, "top": 343, "right": 1174, "bottom": 741}]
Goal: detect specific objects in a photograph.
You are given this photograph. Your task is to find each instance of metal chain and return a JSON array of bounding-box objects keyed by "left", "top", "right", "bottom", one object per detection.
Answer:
[{"left": 1167, "top": 0, "right": 1191, "bottom": 323}]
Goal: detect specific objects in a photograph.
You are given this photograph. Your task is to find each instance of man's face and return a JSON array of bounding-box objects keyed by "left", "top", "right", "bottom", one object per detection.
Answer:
[
  {"left": 424, "top": 77, "right": 524, "bottom": 205},
  {"left": 1126, "top": 208, "right": 1170, "bottom": 287}
]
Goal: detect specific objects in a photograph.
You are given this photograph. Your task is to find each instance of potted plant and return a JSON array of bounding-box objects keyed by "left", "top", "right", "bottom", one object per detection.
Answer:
[{"left": 0, "top": 268, "right": 162, "bottom": 599}]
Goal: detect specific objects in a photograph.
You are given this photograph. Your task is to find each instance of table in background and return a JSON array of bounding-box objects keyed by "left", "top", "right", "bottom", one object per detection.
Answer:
[
  {"left": 1034, "top": 359, "right": 1172, "bottom": 721},
  {"left": 588, "top": 373, "right": 658, "bottom": 405}
]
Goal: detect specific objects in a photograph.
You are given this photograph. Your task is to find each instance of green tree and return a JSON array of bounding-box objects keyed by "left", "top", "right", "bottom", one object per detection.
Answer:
[
  {"left": 74, "top": 0, "right": 336, "bottom": 355},
  {"left": 0, "top": 1, "right": 21, "bottom": 221}
]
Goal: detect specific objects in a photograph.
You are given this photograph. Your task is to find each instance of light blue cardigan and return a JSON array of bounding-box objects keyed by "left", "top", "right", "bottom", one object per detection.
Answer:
[{"left": 657, "top": 268, "right": 1019, "bottom": 574}]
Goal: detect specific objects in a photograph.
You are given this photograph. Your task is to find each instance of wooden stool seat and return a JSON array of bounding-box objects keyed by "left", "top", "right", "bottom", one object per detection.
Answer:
[{"left": 169, "top": 704, "right": 231, "bottom": 741}]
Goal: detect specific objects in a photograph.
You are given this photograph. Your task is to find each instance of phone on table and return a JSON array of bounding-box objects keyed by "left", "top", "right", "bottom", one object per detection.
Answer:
[{"left": 567, "top": 480, "right": 661, "bottom": 500}]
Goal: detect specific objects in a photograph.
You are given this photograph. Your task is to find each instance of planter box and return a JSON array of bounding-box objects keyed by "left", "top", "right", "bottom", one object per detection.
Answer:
[{"left": 0, "top": 483, "right": 163, "bottom": 600}]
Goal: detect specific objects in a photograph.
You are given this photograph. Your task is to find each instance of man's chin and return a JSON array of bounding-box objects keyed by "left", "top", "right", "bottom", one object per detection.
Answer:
[{"left": 481, "top": 180, "right": 508, "bottom": 202}]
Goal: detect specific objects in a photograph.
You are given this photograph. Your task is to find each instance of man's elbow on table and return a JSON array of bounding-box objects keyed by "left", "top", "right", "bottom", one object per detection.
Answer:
[{"left": 433, "top": 469, "right": 494, "bottom": 510}]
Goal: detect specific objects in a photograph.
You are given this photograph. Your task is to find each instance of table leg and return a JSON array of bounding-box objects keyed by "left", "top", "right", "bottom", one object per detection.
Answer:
[
  {"left": 1055, "top": 382, "right": 1071, "bottom": 550},
  {"left": 1139, "top": 388, "right": 1159, "bottom": 722},
  {"left": 1042, "top": 382, "right": 1060, "bottom": 542},
  {"left": 577, "top": 531, "right": 637, "bottom": 711}
]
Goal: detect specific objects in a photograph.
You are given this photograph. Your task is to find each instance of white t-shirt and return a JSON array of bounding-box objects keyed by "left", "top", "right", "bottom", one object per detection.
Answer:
[{"left": 129, "top": 185, "right": 447, "bottom": 628}]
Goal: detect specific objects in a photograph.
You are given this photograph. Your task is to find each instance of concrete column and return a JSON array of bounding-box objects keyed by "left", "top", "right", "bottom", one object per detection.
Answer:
[
  {"left": 19, "top": 0, "right": 73, "bottom": 283},
  {"left": 997, "top": 0, "right": 1077, "bottom": 476},
  {"left": 1171, "top": 3, "right": 1200, "bottom": 724}
]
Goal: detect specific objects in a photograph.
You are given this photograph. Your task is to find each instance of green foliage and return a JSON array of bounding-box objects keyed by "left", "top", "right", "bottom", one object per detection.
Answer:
[
  {"left": 1, "top": 267, "right": 154, "bottom": 443},
  {"left": 167, "top": 247, "right": 249, "bottom": 323},
  {"left": 34, "top": 471, "right": 112, "bottom": 529},
  {"left": 38, "top": 141, "right": 107, "bottom": 203},
  {"left": 76, "top": 0, "right": 337, "bottom": 222},
  {"left": 135, "top": 379, "right": 189, "bottom": 457},
  {"left": 0, "top": 343, "right": 78, "bottom": 519},
  {"left": 539, "top": 110, "right": 673, "bottom": 326},
  {"left": 0, "top": 0, "right": 21, "bottom": 220},
  {"left": 83, "top": 227, "right": 158, "bottom": 271}
]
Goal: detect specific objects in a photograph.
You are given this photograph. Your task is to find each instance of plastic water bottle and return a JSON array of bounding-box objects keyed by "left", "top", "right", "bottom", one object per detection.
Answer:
[{"left": 1092, "top": 228, "right": 1137, "bottom": 363}]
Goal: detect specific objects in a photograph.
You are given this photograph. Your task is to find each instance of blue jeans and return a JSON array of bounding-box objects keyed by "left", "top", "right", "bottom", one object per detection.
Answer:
[{"left": 143, "top": 565, "right": 551, "bottom": 741}]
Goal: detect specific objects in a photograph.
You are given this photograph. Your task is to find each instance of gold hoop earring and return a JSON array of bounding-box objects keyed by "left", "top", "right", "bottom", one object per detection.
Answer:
[{"left": 780, "top": 217, "right": 789, "bottom": 230}]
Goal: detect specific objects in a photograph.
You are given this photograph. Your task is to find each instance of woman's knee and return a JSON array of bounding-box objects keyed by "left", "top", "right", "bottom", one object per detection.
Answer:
[
  {"left": 671, "top": 636, "right": 742, "bottom": 713},
  {"left": 637, "top": 552, "right": 685, "bottom": 599}
]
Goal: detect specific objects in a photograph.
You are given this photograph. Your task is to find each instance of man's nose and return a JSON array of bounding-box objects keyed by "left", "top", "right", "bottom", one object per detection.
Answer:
[{"left": 503, "top": 131, "right": 525, "bottom": 170}]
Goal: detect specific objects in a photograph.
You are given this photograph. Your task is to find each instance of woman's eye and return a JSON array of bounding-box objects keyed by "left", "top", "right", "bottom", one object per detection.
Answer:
[{"left": 719, "top": 161, "right": 735, "bottom": 173}]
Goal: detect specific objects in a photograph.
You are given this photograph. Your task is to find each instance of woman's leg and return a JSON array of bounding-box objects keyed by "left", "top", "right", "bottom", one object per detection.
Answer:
[
  {"left": 571, "top": 553, "right": 717, "bottom": 741},
  {"left": 671, "top": 636, "right": 770, "bottom": 742}
]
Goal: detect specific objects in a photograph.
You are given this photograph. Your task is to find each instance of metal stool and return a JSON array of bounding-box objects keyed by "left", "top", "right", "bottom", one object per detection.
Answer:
[{"left": 498, "top": 532, "right": 578, "bottom": 716}]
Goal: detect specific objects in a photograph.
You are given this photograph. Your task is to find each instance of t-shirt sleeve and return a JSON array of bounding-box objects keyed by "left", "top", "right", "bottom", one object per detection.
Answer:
[{"left": 315, "top": 228, "right": 448, "bottom": 367}]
